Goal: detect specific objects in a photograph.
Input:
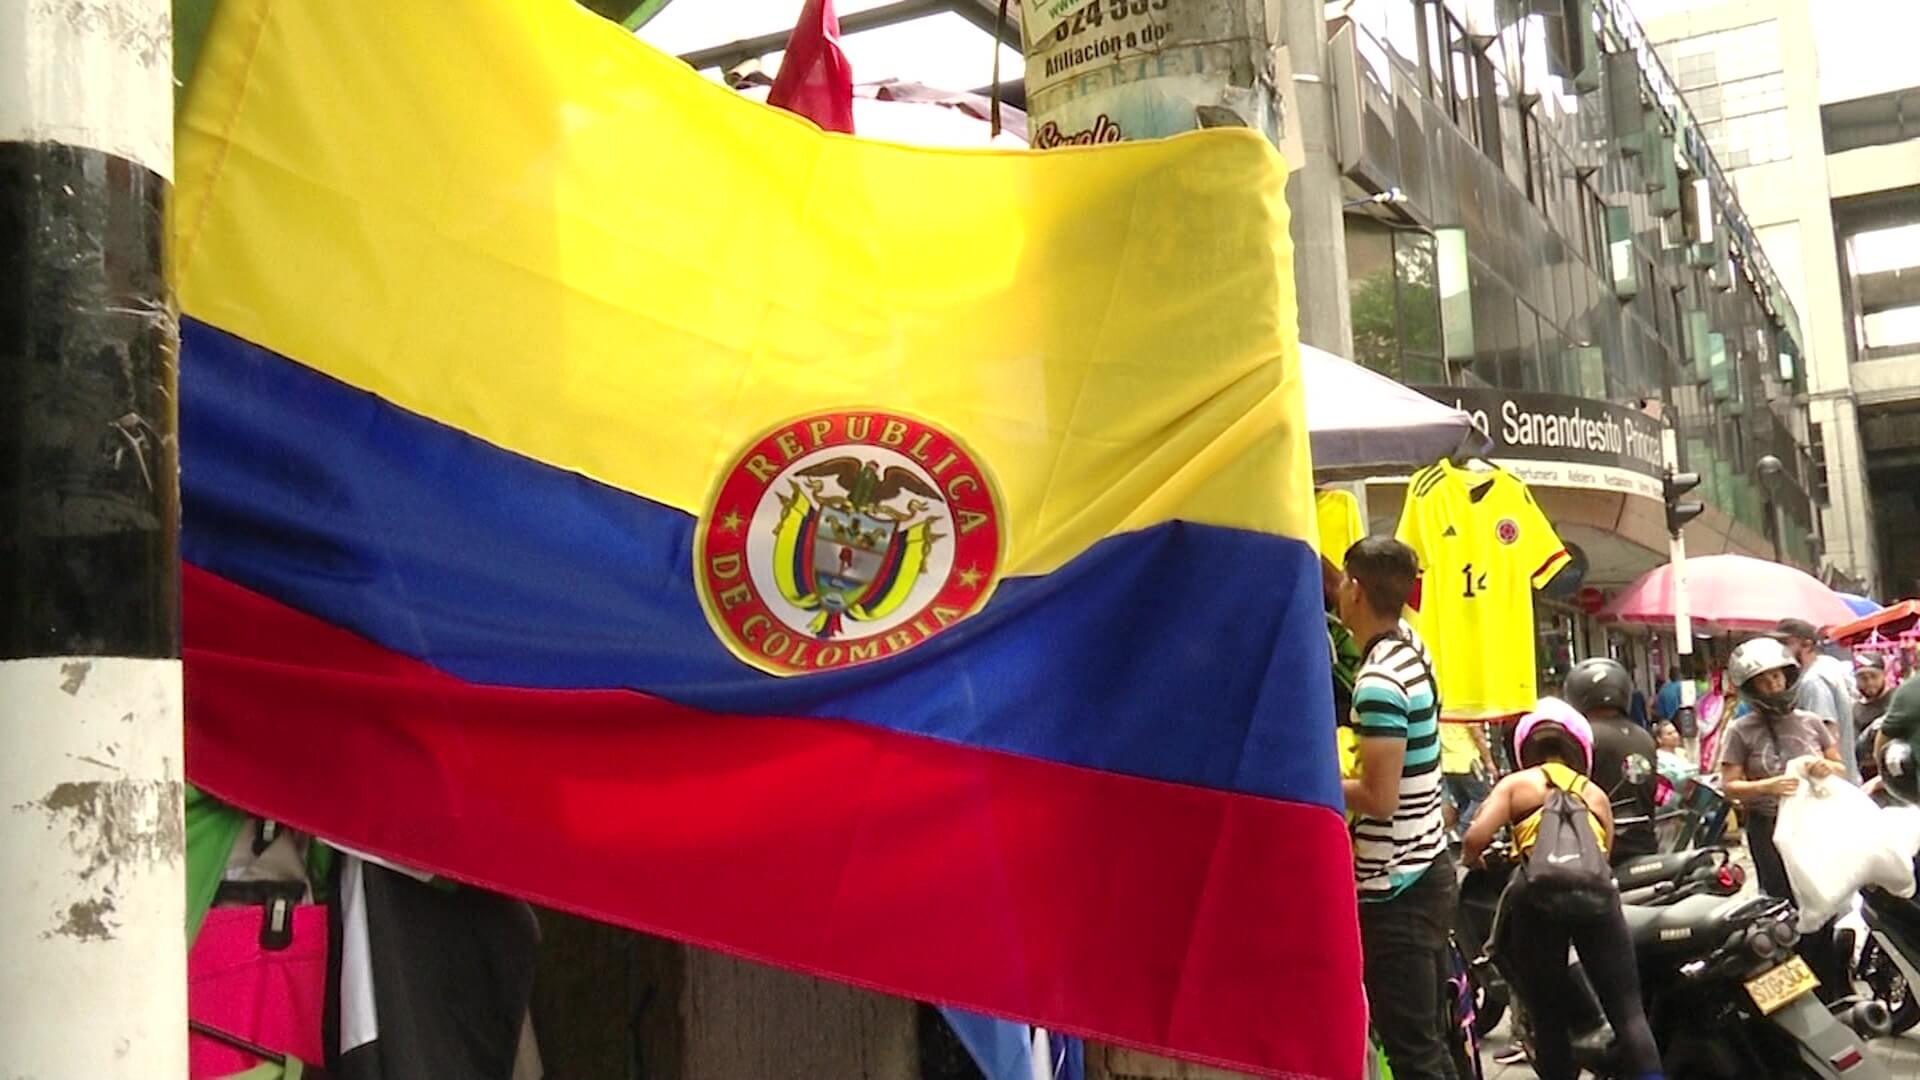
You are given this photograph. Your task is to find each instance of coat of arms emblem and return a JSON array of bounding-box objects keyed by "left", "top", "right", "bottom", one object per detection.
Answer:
[{"left": 695, "top": 411, "right": 1004, "bottom": 675}]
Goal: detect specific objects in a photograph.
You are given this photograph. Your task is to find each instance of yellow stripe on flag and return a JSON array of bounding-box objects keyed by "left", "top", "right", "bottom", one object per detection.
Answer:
[{"left": 174, "top": 0, "right": 1312, "bottom": 576}]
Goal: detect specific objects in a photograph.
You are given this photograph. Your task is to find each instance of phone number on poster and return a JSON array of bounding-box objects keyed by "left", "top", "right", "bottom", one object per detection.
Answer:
[{"left": 1045, "top": 0, "right": 1170, "bottom": 45}]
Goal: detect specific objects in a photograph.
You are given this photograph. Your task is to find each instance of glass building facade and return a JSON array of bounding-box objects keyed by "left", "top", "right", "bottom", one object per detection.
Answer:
[{"left": 1330, "top": 0, "right": 1818, "bottom": 555}]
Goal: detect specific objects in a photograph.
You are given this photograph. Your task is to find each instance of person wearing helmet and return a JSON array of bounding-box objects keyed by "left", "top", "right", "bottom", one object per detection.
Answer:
[
  {"left": 1464, "top": 698, "right": 1662, "bottom": 1080},
  {"left": 1855, "top": 652, "right": 1892, "bottom": 783},
  {"left": 1565, "top": 657, "right": 1661, "bottom": 863},
  {"left": 1775, "top": 618, "right": 1860, "bottom": 781},
  {"left": 1873, "top": 676, "right": 1920, "bottom": 805},
  {"left": 1718, "top": 635, "right": 1848, "bottom": 996}
]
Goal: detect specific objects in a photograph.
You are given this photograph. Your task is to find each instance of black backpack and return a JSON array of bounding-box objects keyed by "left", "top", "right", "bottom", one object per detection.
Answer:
[{"left": 1519, "top": 769, "right": 1614, "bottom": 920}]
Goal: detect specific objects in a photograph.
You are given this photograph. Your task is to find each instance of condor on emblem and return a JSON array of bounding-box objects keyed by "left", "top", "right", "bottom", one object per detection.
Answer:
[{"left": 695, "top": 411, "right": 1005, "bottom": 675}]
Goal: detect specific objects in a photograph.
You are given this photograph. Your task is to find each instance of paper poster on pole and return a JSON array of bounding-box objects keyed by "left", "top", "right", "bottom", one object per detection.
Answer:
[{"left": 1019, "top": 0, "right": 1301, "bottom": 164}]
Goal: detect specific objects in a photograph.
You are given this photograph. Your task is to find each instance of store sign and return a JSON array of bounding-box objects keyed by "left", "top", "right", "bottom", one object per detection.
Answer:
[{"left": 1413, "top": 386, "right": 1666, "bottom": 501}]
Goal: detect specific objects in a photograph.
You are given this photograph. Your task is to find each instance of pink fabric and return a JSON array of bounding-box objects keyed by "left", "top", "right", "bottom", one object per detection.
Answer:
[{"left": 189, "top": 904, "right": 328, "bottom": 1078}]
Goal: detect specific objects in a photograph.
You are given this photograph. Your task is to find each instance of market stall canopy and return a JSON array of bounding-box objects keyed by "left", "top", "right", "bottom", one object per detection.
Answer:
[
  {"left": 1303, "top": 345, "right": 1486, "bottom": 478},
  {"left": 1831, "top": 600, "right": 1920, "bottom": 646},
  {"left": 1599, "top": 553, "right": 1859, "bottom": 634},
  {"left": 1839, "top": 592, "right": 1883, "bottom": 618}
]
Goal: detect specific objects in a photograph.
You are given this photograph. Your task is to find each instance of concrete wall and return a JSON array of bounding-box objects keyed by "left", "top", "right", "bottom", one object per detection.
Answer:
[
  {"left": 1829, "top": 141, "right": 1920, "bottom": 202},
  {"left": 1851, "top": 353, "right": 1920, "bottom": 406}
]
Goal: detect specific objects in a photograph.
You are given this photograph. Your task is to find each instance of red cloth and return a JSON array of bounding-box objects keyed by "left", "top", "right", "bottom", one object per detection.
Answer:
[
  {"left": 189, "top": 905, "right": 329, "bottom": 1077},
  {"left": 765, "top": 0, "right": 855, "bottom": 133},
  {"left": 182, "top": 566, "right": 1365, "bottom": 1079}
]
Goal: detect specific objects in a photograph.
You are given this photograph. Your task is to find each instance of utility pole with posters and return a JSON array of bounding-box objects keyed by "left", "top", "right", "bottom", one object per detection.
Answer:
[
  {"left": 1016, "top": 0, "right": 1355, "bottom": 358},
  {"left": 0, "top": 2, "right": 186, "bottom": 1075}
]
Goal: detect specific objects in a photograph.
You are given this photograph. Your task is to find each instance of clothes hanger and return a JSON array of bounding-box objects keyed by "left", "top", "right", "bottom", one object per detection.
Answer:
[
  {"left": 1446, "top": 425, "right": 1498, "bottom": 472},
  {"left": 190, "top": 1019, "right": 290, "bottom": 1066}
]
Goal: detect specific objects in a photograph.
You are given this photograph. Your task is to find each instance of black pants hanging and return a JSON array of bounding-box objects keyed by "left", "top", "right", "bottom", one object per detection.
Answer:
[
  {"left": 1743, "top": 811, "right": 1848, "bottom": 1000},
  {"left": 1496, "top": 895, "right": 1662, "bottom": 1080}
]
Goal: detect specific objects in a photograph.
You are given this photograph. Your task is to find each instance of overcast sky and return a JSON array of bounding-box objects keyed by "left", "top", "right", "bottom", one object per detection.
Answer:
[
  {"left": 1811, "top": 0, "right": 1920, "bottom": 104},
  {"left": 639, "top": 0, "right": 1022, "bottom": 90}
]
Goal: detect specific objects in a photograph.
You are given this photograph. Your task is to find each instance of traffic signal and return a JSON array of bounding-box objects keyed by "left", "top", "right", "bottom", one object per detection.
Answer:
[{"left": 1664, "top": 468, "right": 1704, "bottom": 537}]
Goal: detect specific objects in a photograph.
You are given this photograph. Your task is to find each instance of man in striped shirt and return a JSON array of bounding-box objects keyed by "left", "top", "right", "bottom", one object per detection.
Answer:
[{"left": 1338, "top": 537, "right": 1458, "bottom": 1080}]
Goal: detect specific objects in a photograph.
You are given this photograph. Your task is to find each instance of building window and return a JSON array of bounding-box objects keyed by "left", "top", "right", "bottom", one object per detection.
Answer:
[
  {"left": 1862, "top": 305, "right": 1920, "bottom": 355},
  {"left": 1449, "top": 15, "right": 1478, "bottom": 140},
  {"left": 1847, "top": 222, "right": 1920, "bottom": 276},
  {"left": 1335, "top": 0, "right": 1425, "bottom": 72},
  {"left": 1345, "top": 220, "right": 1444, "bottom": 383},
  {"left": 1420, "top": 1, "right": 1453, "bottom": 110}
]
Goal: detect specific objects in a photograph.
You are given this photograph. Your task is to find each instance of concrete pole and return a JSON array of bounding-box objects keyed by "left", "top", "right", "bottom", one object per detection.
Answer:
[
  {"left": 0, "top": 2, "right": 186, "bottom": 1076},
  {"left": 1273, "top": 0, "right": 1355, "bottom": 358},
  {"left": 1017, "top": 0, "right": 1354, "bottom": 355}
]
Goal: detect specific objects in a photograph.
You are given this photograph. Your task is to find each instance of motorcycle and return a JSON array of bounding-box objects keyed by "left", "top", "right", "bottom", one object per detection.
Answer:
[
  {"left": 1467, "top": 851, "right": 1890, "bottom": 1079},
  {"left": 1854, "top": 884, "right": 1920, "bottom": 1035},
  {"left": 1601, "top": 892, "right": 1887, "bottom": 1079},
  {"left": 1456, "top": 843, "right": 1744, "bottom": 1037}
]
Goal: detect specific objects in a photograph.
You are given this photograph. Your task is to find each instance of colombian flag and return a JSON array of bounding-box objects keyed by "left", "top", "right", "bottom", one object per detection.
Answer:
[{"left": 174, "top": 1, "right": 1358, "bottom": 1075}]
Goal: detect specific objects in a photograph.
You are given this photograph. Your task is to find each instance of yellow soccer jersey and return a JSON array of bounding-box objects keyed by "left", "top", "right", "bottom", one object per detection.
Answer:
[
  {"left": 1395, "top": 461, "right": 1570, "bottom": 720},
  {"left": 1316, "top": 488, "right": 1366, "bottom": 563}
]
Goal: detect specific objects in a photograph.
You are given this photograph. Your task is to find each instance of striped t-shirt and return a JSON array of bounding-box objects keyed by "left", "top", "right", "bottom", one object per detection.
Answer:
[{"left": 1350, "top": 625, "right": 1447, "bottom": 901}]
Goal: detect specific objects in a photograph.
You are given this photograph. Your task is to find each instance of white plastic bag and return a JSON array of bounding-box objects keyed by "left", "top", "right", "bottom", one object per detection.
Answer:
[{"left": 1775, "top": 757, "right": 1920, "bottom": 930}]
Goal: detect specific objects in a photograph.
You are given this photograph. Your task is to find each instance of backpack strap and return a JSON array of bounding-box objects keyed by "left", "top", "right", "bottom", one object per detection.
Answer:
[{"left": 1540, "top": 762, "right": 1589, "bottom": 799}]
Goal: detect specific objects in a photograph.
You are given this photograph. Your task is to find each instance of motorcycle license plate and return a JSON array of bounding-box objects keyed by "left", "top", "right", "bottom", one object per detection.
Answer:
[{"left": 1745, "top": 955, "right": 1819, "bottom": 1015}]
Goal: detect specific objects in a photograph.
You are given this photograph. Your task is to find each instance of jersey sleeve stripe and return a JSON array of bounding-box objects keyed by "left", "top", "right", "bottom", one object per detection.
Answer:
[{"left": 1531, "top": 548, "right": 1572, "bottom": 588}]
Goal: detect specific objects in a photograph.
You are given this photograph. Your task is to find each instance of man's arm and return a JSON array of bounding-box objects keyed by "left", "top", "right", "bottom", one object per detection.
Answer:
[{"left": 1343, "top": 735, "right": 1406, "bottom": 821}]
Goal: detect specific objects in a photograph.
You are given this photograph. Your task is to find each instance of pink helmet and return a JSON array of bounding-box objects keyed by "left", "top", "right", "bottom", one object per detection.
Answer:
[{"left": 1513, "top": 696, "right": 1594, "bottom": 772}]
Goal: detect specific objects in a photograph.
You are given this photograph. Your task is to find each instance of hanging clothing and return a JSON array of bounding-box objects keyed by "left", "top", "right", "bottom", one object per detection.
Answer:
[
  {"left": 187, "top": 785, "right": 252, "bottom": 944},
  {"left": 1395, "top": 461, "right": 1571, "bottom": 721},
  {"left": 1317, "top": 487, "right": 1367, "bottom": 564},
  {"left": 191, "top": 905, "right": 330, "bottom": 1078},
  {"left": 327, "top": 857, "right": 540, "bottom": 1080}
]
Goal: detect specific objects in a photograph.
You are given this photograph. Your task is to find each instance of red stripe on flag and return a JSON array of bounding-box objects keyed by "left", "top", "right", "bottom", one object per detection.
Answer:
[{"left": 181, "top": 566, "right": 1364, "bottom": 1078}]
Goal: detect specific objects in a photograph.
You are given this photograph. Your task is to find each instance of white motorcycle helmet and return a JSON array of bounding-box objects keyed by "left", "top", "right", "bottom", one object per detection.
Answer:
[{"left": 1727, "top": 636, "right": 1801, "bottom": 717}]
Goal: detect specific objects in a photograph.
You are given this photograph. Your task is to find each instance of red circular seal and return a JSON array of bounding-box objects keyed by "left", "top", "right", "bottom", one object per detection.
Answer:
[
  {"left": 1496, "top": 518, "right": 1520, "bottom": 545},
  {"left": 694, "top": 410, "right": 1006, "bottom": 676}
]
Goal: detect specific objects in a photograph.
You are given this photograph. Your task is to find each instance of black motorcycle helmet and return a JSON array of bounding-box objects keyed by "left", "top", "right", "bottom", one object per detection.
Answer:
[
  {"left": 1566, "top": 657, "right": 1633, "bottom": 718},
  {"left": 1880, "top": 739, "right": 1920, "bottom": 806}
]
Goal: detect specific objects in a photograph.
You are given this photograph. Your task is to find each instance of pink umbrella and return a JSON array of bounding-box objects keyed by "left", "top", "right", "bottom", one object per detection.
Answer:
[{"left": 1600, "top": 553, "right": 1858, "bottom": 634}]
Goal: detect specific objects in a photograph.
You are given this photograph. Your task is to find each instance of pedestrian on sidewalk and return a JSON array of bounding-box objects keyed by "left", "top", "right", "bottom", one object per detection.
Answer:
[
  {"left": 1340, "top": 537, "right": 1458, "bottom": 1080},
  {"left": 1775, "top": 618, "right": 1860, "bottom": 781},
  {"left": 1717, "top": 636, "right": 1850, "bottom": 996}
]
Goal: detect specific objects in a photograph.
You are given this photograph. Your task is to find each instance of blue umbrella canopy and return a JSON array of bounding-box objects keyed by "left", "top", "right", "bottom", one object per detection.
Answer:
[{"left": 1839, "top": 592, "right": 1882, "bottom": 617}]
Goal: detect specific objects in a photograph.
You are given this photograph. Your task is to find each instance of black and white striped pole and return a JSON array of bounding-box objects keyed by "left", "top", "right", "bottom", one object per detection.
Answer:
[{"left": 0, "top": 2, "right": 185, "bottom": 1074}]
